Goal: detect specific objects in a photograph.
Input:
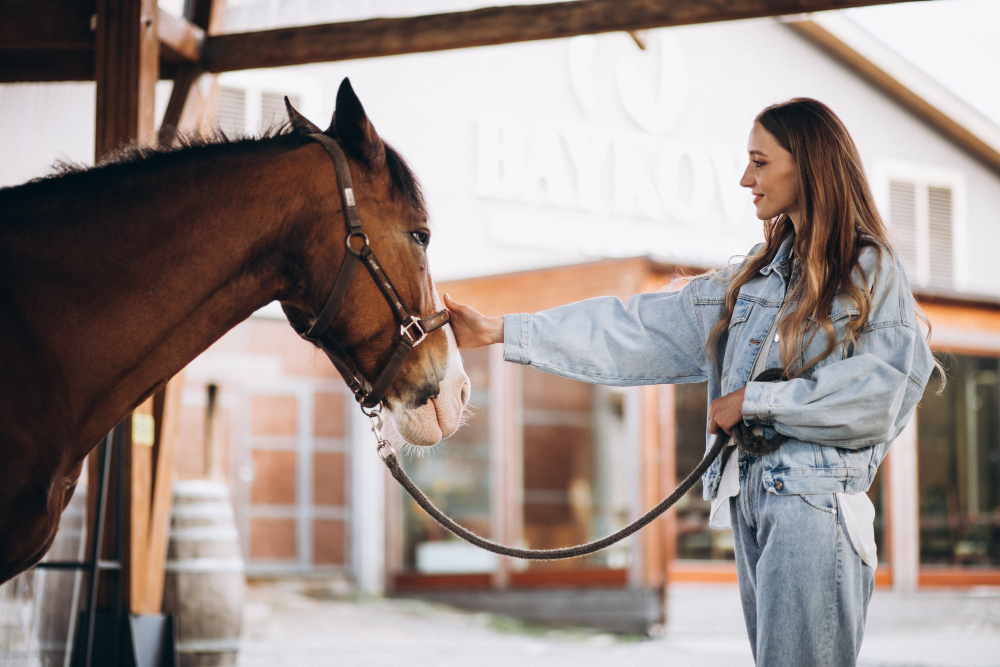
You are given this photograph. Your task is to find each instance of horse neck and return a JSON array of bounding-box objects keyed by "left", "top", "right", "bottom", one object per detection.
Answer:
[{"left": 0, "top": 140, "right": 334, "bottom": 458}]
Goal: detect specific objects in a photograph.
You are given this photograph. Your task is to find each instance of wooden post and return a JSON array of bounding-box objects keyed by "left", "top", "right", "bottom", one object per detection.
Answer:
[
  {"left": 641, "top": 385, "right": 664, "bottom": 587},
  {"left": 658, "top": 384, "right": 678, "bottom": 581},
  {"left": 93, "top": 0, "right": 162, "bottom": 615},
  {"left": 129, "top": 397, "right": 156, "bottom": 612},
  {"left": 140, "top": 374, "right": 184, "bottom": 613},
  {"left": 94, "top": 0, "right": 159, "bottom": 158}
]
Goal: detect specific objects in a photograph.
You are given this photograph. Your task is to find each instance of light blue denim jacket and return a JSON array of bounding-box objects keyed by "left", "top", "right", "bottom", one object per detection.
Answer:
[{"left": 503, "top": 235, "right": 935, "bottom": 499}]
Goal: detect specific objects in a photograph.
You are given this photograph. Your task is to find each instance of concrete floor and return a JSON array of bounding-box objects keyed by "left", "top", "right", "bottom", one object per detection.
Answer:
[{"left": 236, "top": 581, "right": 1000, "bottom": 667}]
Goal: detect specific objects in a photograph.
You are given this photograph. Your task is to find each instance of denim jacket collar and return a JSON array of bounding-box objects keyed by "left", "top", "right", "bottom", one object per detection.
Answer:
[{"left": 758, "top": 234, "right": 795, "bottom": 278}]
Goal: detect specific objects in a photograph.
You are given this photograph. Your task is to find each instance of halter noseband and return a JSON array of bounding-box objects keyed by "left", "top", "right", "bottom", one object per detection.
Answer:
[{"left": 298, "top": 133, "right": 450, "bottom": 410}]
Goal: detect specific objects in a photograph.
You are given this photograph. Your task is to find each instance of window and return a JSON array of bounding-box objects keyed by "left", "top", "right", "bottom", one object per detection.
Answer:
[
  {"left": 520, "top": 369, "right": 631, "bottom": 571},
  {"left": 918, "top": 353, "right": 1000, "bottom": 566},
  {"left": 879, "top": 162, "right": 966, "bottom": 291},
  {"left": 674, "top": 382, "right": 734, "bottom": 560},
  {"left": 214, "top": 69, "right": 317, "bottom": 137}
]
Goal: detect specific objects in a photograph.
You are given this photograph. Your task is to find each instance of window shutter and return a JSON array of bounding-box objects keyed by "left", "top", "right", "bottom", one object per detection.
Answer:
[
  {"left": 886, "top": 177, "right": 956, "bottom": 290},
  {"left": 217, "top": 86, "right": 247, "bottom": 137},
  {"left": 889, "top": 179, "right": 918, "bottom": 278},
  {"left": 927, "top": 185, "right": 954, "bottom": 289},
  {"left": 261, "top": 92, "right": 301, "bottom": 132}
]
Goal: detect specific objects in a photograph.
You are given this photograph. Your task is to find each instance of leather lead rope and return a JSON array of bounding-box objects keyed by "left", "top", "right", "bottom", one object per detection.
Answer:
[
  {"left": 379, "top": 423, "right": 726, "bottom": 560},
  {"left": 369, "top": 367, "right": 789, "bottom": 560}
]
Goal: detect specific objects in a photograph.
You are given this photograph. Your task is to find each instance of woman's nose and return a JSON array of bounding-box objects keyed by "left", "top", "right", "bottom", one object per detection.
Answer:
[{"left": 739, "top": 165, "right": 754, "bottom": 188}]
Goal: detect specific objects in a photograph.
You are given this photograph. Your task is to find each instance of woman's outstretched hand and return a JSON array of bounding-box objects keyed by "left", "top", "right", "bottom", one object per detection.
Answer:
[
  {"left": 443, "top": 293, "right": 505, "bottom": 348},
  {"left": 709, "top": 386, "right": 747, "bottom": 436}
]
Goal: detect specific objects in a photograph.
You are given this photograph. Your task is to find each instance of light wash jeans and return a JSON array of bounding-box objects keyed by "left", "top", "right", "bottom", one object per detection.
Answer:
[{"left": 730, "top": 455, "right": 875, "bottom": 666}]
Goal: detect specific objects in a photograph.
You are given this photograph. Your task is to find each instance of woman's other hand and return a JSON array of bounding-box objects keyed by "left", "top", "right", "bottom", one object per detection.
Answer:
[
  {"left": 709, "top": 386, "right": 747, "bottom": 436},
  {"left": 443, "top": 293, "right": 504, "bottom": 348}
]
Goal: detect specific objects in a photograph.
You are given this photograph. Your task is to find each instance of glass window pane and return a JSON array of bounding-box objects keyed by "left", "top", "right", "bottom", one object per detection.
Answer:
[
  {"left": 674, "top": 382, "right": 734, "bottom": 560},
  {"left": 918, "top": 353, "right": 1000, "bottom": 566},
  {"left": 521, "top": 368, "right": 630, "bottom": 570}
]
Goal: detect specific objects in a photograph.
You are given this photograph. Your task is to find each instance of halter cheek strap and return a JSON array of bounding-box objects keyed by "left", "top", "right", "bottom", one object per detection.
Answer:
[{"left": 300, "top": 133, "right": 450, "bottom": 409}]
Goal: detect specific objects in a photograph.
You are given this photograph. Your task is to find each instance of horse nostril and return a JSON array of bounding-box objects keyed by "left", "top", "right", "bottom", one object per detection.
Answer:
[{"left": 460, "top": 381, "right": 469, "bottom": 406}]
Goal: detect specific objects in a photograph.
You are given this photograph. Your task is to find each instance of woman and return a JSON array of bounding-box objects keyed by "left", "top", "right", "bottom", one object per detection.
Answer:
[{"left": 445, "top": 98, "right": 935, "bottom": 666}]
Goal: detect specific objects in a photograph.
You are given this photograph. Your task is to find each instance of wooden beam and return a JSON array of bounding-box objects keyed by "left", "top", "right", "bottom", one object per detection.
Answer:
[
  {"left": 129, "top": 398, "right": 156, "bottom": 613},
  {"left": 0, "top": 49, "right": 94, "bottom": 82},
  {"left": 157, "top": 8, "right": 204, "bottom": 63},
  {"left": 94, "top": 0, "right": 160, "bottom": 158},
  {"left": 0, "top": 0, "right": 96, "bottom": 50},
  {"left": 137, "top": 374, "right": 183, "bottom": 614},
  {"left": 787, "top": 13, "right": 1000, "bottom": 176},
  {"left": 185, "top": 0, "right": 226, "bottom": 32},
  {"left": 158, "top": 64, "right": 203, "bottom": 143},
  {"left": 201, "top": 0, "right": 916, "bottom": 73},
  {"left": 157, "top": 0, "right": 226, "bottom": 142}
]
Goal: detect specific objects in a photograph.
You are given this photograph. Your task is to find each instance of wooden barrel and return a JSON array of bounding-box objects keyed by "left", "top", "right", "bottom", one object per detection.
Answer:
[
  {"left": 163, "top": 480, "right": 245, "bottom": 667},
  {"left": 36, "top": 479, "right": 88, "bottom": 667}
]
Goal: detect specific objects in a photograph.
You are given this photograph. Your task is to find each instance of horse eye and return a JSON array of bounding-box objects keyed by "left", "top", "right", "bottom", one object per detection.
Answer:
[{"left": 410, "top": 231, "right": 430, "bottom": 248}]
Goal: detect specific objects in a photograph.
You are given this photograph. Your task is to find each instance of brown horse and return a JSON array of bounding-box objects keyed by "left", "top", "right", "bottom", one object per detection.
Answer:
[{"left": 0, "top": 78, "right": 470, "bottom": 584}]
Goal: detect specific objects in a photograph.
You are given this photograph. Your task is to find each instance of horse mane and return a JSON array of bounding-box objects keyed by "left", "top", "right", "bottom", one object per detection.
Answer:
[{"left": 0, "top": 124, "right": 425, "bottom": 219}]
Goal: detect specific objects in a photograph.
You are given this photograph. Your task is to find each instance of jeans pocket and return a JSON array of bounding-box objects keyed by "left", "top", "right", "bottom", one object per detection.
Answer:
[{"left": 797, "top": 493, "right": 838, "bottom": 515}]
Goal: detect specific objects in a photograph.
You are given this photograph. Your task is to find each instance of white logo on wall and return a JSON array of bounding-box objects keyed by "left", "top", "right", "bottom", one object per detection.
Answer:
[
  {"left": 475, "top": 31, "right": 755, "bottom": 260},
  {"left": 568, "top": 32, "right": 687, "bottom": 135}
]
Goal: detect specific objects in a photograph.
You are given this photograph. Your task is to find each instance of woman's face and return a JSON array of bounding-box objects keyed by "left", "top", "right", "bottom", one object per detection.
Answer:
[{"left": 740, "top": 122, "right": 801, "bottom": 225}]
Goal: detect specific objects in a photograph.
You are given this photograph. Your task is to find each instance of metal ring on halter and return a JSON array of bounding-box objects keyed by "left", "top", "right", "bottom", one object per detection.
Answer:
[
  {"left": 400, "top": 315, "right": 428, "bottom": 346},
  {"left": 346, "top": 231, "right": 370, "bottom": 256}
]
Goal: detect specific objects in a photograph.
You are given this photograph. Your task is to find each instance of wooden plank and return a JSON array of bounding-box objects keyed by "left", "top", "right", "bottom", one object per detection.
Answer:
[
  {"left": 201, "top": 0, "right": 913, "bottom": 73},
  {"left": 129, "top": 397, "right": 156, "bottom": 613},
  {"left": 157, "top": 0, "right": 226, "bottom": 142},
  {"left": 139, "top": 373, "right": 184, "bottom": 614},
  {"left": 157, "top": 8, "right": 204, "bottom": 63},
  {"left": 0, "top": 49, "right": 94, "bottom": 82},
  {"left": 187, "top": 0, "right": 228, "bottom": 33},
  {"left": 158, "top": 63, "right": 203, "bottom": 143},
  {"left": 94, "top": 0, "right": 160, "bottom": 159},
  {"left": 0, "top": 0, "right": 96, "bottom": 50}
]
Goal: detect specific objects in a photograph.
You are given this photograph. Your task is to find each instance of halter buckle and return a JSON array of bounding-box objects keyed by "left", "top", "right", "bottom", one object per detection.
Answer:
[
  {"left": 346, "top": 232, "right": 370, "bottom": 256},
  {"left": 400, "top": 315, "right": 428, "bottom": 346}
]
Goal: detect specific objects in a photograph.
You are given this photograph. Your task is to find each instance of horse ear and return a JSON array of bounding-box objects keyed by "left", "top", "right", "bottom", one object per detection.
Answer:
[
  {"left": 285, "top": 97, "right": 322, "bottom": 135},
  {"left": 330, "top": 78, "right": 384, "bottom": 164}
]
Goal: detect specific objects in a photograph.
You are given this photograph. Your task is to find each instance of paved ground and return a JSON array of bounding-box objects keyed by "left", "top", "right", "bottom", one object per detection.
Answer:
[{"left": 237, "top": 580, "right": 1000, "bottom": 667}]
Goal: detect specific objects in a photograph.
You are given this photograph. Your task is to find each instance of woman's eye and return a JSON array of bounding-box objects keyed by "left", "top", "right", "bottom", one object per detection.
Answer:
[
  {"left": 410, "top": 231, "right": 430, "bottom": 248},
  {"left": 753, "top": 160, "right": 764, "bottom": 168}
]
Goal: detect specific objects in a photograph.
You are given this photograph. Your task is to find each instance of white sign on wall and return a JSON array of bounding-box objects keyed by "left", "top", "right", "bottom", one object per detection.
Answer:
[{"left": 471, "top": 31, "right": 759, "bottom": 264}]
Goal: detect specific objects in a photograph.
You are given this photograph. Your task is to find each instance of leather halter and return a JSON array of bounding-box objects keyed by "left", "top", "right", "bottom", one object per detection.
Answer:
[{"left": 298, "top": 133, "right": 450, "bottom": 410}]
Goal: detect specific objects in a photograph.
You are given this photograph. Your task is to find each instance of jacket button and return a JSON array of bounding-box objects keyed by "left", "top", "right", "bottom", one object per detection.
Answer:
[{"left": 774, "top": 480, "right": 784, "bottom": 491}]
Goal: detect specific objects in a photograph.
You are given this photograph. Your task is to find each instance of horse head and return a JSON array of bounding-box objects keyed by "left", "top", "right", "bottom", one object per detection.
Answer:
[{"left": 280, "top": 79, "right": 469, "bottom": 447}]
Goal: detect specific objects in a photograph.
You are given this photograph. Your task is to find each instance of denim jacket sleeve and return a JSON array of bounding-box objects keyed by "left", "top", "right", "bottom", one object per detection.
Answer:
[
  {"left": 742, "top": 248, "right": 934, "bottom": 450},
  {"left": 502, "top": 279, "right": 712, "bottom": 386}
]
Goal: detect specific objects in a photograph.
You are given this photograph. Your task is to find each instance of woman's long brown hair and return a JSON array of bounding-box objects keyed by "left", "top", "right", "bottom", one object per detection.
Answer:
[{"left": 708, "top": 98, "right": 895, "bottom": 377}]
